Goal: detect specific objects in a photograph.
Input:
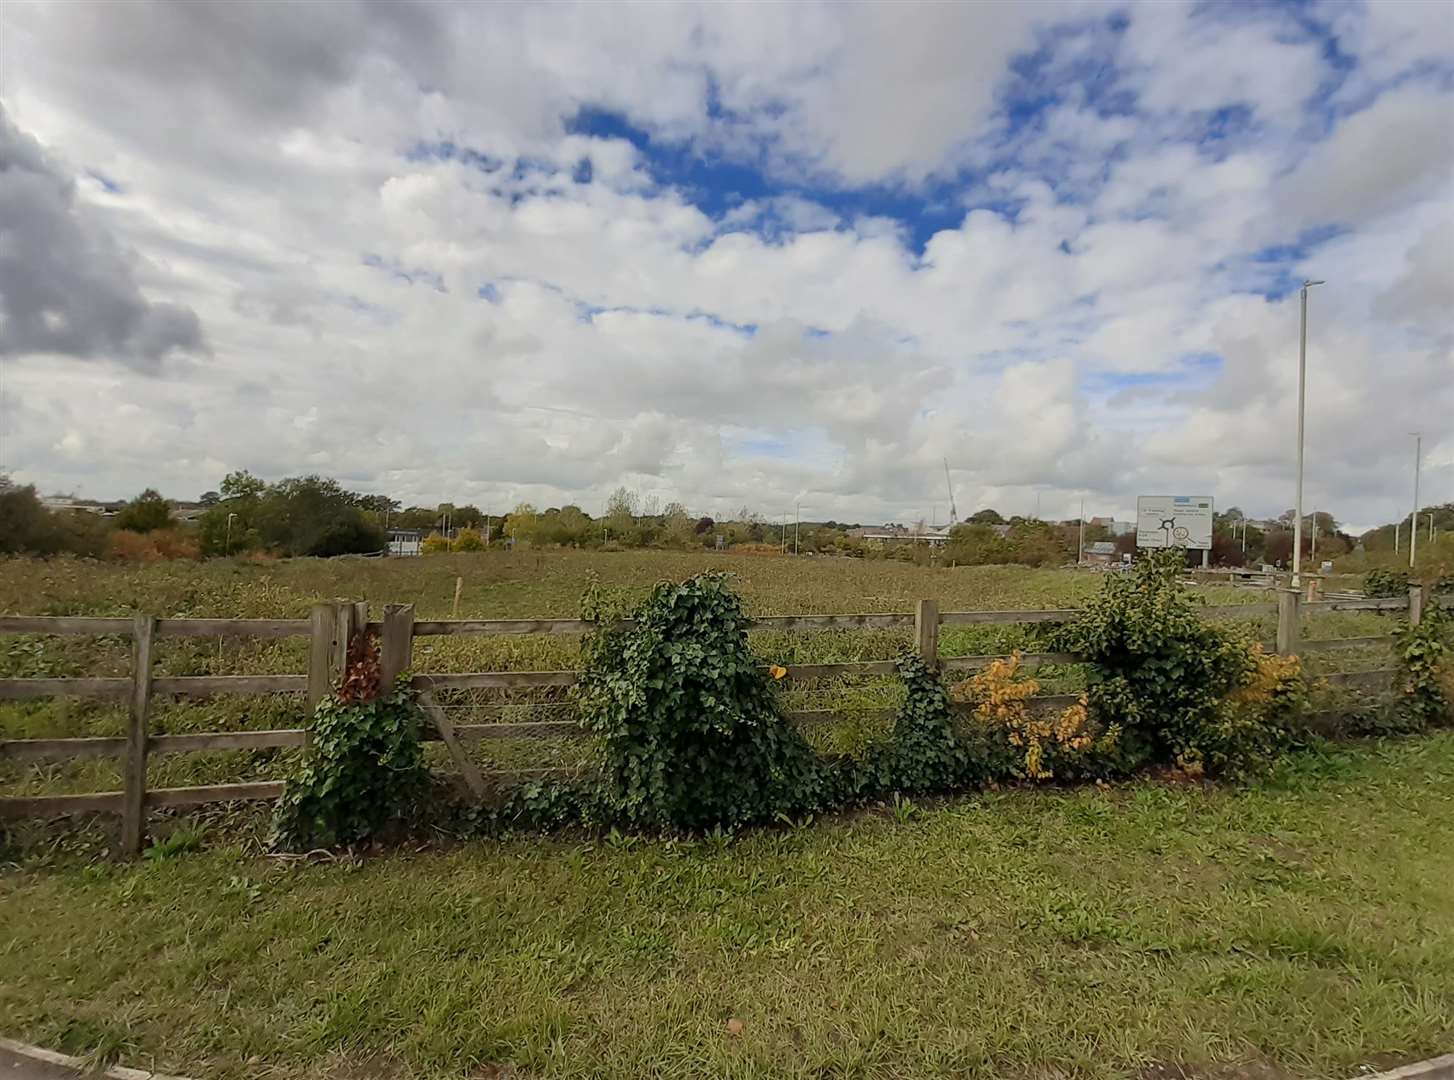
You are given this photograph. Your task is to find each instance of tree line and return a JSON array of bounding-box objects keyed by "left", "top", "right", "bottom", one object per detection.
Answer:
[{"left": 2, "top": 472, "right": 1449, "bottom": 571}]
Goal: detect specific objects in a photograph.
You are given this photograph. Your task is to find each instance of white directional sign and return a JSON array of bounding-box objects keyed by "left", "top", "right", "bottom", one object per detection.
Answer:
[{"left": 1136, "top": 495, "right": 1214, "bottom": 551}]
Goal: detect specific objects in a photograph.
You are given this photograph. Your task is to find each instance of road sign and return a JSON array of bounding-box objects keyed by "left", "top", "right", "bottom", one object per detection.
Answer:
[{"left": 1136, "top": 495, "right": 1214, "bottom": 551}]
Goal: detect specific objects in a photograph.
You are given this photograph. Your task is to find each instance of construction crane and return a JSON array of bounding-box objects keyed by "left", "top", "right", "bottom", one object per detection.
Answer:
[{"left": 943, "top": 459, "right": 958, "bottom": 526}]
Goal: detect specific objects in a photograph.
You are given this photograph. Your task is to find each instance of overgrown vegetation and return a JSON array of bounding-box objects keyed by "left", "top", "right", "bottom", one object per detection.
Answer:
[
  {"left": 1394, "top": 605, "right": 1452, "bottom": 730},
  {"left": 1055, "top": 549, "right": 1304, "bottom": 779},
  {"left": 4, "top": 550, "right": 1439, "bottom": 843},
  {"left": 575, "top": 573, "right": 819, "bottom": 830},
  {"left": 1366, "top": 566, "right": 1409, "bottom": 598},
  {"left": 477, "top": 558, "right": 1319, "bottom": 835},
  {"left": 270, "top": 632, "right": 428, "bottom": 850},
  {"left": 954, "top": 657, "right": 1113, "bottom": 781},
  {"left": 0, "top": 482, "right": 110, "bottom": 558}
]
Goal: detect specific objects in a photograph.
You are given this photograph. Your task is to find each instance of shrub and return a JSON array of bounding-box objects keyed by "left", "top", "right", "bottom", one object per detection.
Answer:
[
  {"left": 421, "top": 532, "right": 451, "bottom": 554},
  {"left": 729, "top": 542, "right": 781, "bottom": 556},
  {"left": 1393, "top": 606, "right": 1451, "bottom": 730},
  {"left": 452, "top": 528, "right": 485, "bottom": 552},
  {"left": 953, "top": 654, "right": 1116, "bottom": 781},
  {"left": 1202, "top": 647, "right": 1304, "bottom": 779},
  {"left": 0, "top": 483, "right": 110, "bottom": 557},
  {"left": 1365, "top": 567, "right": 1408, "bottom": 598},
  {"left": 575, "top": 572, "right": 820, "bottom": 830},
  {"left": 114, "top": 489, "right": 175, "bottom": 533},
  {"left": 1056, "top": 548, "right": 1301, "bottom": 778},
  {"left": 860, "top": 650, "right": 979, "bottom": 794},
  {"left": 271, "top": 632, "right": 428, "bottom": 849},
  {"left": 108, "top": 528, "right": 199, "bottom": 561}
]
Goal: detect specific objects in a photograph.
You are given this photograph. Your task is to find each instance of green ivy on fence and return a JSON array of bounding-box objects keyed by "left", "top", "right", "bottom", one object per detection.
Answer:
[
  {"left": 271, "top": 554, "right": 1454, "bottom": 845},
  {"left": 271, "top": 633, "right": 428, "bottom": 850},
  {"left": 575, "top": 572, "right": 820, "bottom": 830}
]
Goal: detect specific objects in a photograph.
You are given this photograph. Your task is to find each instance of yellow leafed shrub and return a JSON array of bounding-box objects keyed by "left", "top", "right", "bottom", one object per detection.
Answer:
[{"left": 953, "top": 653, "right": 1112, "bottom": 780}]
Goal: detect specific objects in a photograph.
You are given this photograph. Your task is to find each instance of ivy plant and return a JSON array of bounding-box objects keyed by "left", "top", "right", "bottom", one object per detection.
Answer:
[
  {"left": 1393, "top": 605, "right": 1451, "bottom": 730},
  {"left": 271, "top": 632, "right": 428, "bottom": 850},
  {"left": 861, "top": 650, "right": 979, "bottom": 794},
  {"left": 1365, "top": 567, "right": 1409, "bottom": 599},
  {"left": 575, "top": 572, "right": 820, "bottom": 830}
]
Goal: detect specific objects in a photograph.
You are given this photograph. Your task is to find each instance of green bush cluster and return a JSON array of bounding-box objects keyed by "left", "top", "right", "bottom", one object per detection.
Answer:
[
  {"left": 575, "top": 573, "right": 821, "bottom": 829},
  {"left": 276, "top": 559, "right": 1325, "bottom": 844},
  {"left": 1394, "top": 605, "right": 1451, "bottom": 730},
  {"left": 271, "top": 685, "right": 429, "bottom": 850},
  {"left": 1054, "top": 549, "right": 1303, "bottom": 778},
  {"left": 1365, "top": 567, "right": 1409, "bottom": 598}
]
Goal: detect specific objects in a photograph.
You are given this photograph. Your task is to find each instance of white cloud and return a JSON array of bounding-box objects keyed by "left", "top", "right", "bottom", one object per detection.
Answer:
[{"left": 0, "top": 0, "right": 1450, "bottom": 531}]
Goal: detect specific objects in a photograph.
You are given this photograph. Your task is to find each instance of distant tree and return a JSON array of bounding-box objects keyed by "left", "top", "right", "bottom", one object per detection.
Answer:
[
  {"left": 0, "top": 483, "right": 108, "bottom": 557},
  {"left": 220, "top": 470, "right": 266, "bottom": 502},
  {"left": 115, "top": 489, "right": 174, "bottom": 534},
  {"left": 1263, "top": 530, "right": 1294, "bottom": 566},
  {"left": 253, "top": 476, "right": 384, "bottom": 556},
  {"left": 357, "top": 494, "right": 400, "bottom": 516},
  {"left": 506, "top": 502, "right": 540, "bottom": 544},
  {"left": 660, "top": 502, "right": 696, "bottom": 548},
  {"left": 605, "top": 487, "right": 637, "bottom": 537},
  {"left": 543, "top": 505, "right": 593, "bottom": 546},
  {"left": 969, "top": 508, "right": 1005, "bottom": 524},
  {"left": 454, "top": 504, "right": 483, "bottom": 528},
  {"left": 451, "top": 528, "right": 485, "bottom": 552},
  {"left": 198, "top": 490, "right": 221, "bottom": 507},
  {"left": 694, "top": 516, "right": 715, "bottom": 535}
]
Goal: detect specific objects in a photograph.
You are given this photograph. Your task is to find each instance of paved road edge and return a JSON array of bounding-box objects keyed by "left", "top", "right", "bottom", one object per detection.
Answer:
[
  {"left": 0, "top": 1037, "right": 193, "bottom": 1080},
  {"left": 1358, "top": 1053, "right": 1454, "bottom": 1080}
]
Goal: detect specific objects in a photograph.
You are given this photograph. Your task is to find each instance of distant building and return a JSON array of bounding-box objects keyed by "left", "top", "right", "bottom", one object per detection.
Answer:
[
  {"left": 41, "top": 495, "right": 110, "bottom": 515},
  {"left": 1083, "top": 541, "right": 1119, "bottom": 565},
  {"left": 387, "top": 529, "right": 423, "bottom": 556},
  {"left": 855, "top": 523, "right": 953, "bottom": 545}
]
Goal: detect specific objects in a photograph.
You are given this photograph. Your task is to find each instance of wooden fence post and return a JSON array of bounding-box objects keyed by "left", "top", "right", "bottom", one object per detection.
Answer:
[
  {"left": 379, "top": 604, "right": 415, "bottom": 693},
  {"left": 915, "top": 598, "right": 940, "bottom": 670},
  {"left": 122, "top": 613, "right": 155, "bottom": 856},
  {"left": 1408, "top": 584, "right": 1424, "bottom": 627},
  {"left": 1276, "top": 589, "right": 1300, "bottom": 656},
  {"left": 307, "top": 602, "right": 335, "bottom": 711},
  {"left": 329, "top": 599, "right": 354, "bottom": 687}
]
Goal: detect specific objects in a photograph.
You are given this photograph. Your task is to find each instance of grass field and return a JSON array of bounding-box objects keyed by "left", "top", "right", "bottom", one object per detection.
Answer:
[
  {"left": 1, "top": 734, "right": 1451, "bottom": 1079},
  {"left": 0, "top": 551, "right": 1406, "bottom": 802}
]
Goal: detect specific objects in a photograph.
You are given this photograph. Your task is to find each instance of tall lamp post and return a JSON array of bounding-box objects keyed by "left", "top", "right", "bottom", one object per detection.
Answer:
[
  {"left": 1291, "top": 279, "right": 1324, "bottom": 586},
  {"left": 225, "top": 512, "right": 237, "bottom": 556},
  {"left": 1410, "top": 432, "right": 1422, "bottom": 569}
]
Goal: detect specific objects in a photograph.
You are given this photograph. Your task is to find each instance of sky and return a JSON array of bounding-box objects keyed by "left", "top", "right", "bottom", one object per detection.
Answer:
[{"left": 0, "top": 0, "right": 1451, "bottom": 534}]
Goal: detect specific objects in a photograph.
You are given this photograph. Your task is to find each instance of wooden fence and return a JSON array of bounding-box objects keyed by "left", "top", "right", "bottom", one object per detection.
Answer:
[{"left": 0, "top": 588, "right": 1426, "bottom": 852}]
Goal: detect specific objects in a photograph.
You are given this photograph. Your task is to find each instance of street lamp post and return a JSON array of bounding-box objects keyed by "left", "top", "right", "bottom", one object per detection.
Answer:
[
  {"left": 1410, "top": 432, "right": 1422, "bottom": 569},
  {"left": 225, "top": 512, "right": 237, "bottom": 556},
  {"left": 1291, "top": 279, "right": 1324, "bottom": 586}
]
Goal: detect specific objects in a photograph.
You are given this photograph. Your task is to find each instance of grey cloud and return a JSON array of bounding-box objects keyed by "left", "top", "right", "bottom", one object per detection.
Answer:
[{"left": 0, "top": 107, "right": 206, "bottom": 370}]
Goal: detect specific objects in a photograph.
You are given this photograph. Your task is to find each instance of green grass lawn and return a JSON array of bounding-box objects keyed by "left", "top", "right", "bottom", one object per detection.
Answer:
[{"left": 3, "top": 734, "right": 1452, "bottom": 1080}]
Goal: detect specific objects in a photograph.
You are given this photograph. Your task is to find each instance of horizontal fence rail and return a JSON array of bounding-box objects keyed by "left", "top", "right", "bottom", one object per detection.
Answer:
[{"left": 1, "top": 586, "right": 1431, "bottom": 845}]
